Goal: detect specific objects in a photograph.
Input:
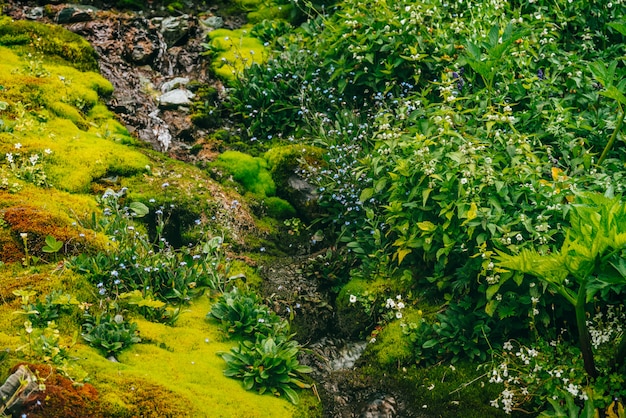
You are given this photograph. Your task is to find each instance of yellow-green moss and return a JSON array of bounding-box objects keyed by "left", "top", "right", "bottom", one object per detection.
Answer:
[
  {"left": 207, "top": 28, "right": 267, "bottom": 81},
  {"left": 73, "top": 296, "right": 299, "bottom": 417},
  {"left": 0, "top": 46, "right": 151, "bottom": 193},
  {"left": 0, "top": 16, "right": 99, "bottom": 71}
]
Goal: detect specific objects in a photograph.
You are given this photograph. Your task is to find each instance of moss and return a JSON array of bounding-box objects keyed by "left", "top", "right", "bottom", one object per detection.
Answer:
[
  {"left": 17, "top": 363, "right": 104, "bottom": 418},
  {"left": 362, "top": 307, "right": 422, "bottom": 368},
  {"left": 0, "top": 17, "right": 99, "bottom": 71},
  {"left": 207, "top": 27, "right": 267, "bottom": 82},
  {"left": 49, "top": 101, "right": 88, "bottom": 130},
  {"left": 0, "top": 46, "right": 151, "bottom": 193},
  {"left": 211, "top": 150, "right": 276, "bottom": 197},
  {"left": 264, "top": 196, "right": 296, "bottom": 220},
  {"left": 247, "top": 5, "right": 295, "bottom": 24},
  {"left": 360, "top": 361, "right": 522, "bottom": 418},
  {"left": 72, "top": 296, "right": 298, "bottom": 417},
  {"left": 0, "top": 188, "right": 109, "bottom": 262}
]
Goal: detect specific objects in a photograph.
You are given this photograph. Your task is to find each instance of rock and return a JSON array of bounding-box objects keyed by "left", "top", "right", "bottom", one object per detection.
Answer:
[
  {"left": 201, "top": 15, "right": 224, "bottom": 30},
  {"left": 161, "top": 77, "right": 190, "bottom": 93},
  {"left": 158, "top": 88, "right": 194, "bottom": 108},
  {"left": 25, "top": 7, "right": 44, "bottom": 20},
  {"left": 56, "top": 5, "right": 98, "bottom": 24},
  {"left": 361, "top": 394, "right": 397, "bottom": 418},
  {"left": 160, "top": 15, "right": 190, "bottom": 47}
]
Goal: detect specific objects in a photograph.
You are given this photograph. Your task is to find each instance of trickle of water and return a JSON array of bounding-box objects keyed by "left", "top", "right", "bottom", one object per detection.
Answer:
[{"left": 310, "top": 338, "right": 368, "bottom": 372}]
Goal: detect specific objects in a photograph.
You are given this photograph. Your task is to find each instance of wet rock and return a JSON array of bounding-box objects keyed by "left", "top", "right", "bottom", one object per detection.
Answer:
[
  {"left": 158, "top": 88, "right": 194, "bottom": 108},
  {"left": 159, "top": 15, "right": 190, "bottom": 47},
  {"left": 161, "top": 77, "right": 190, "bottom": 93},
  {"left": 56, "top": 5, "right": 98, "bottom": 24},
  {"left": 25, "top": 7, "right": 44, "bottom": 20}
]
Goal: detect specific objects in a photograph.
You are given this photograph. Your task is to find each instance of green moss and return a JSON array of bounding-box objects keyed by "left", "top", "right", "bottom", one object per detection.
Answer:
[
  {"left": 211, "top": 150, "right": 276, "bottom": 197},
  {"left": 74, "top": 296, "right": 299, "bottom": 417},
  {"left": 360, "top": 361, "right": 519, "bottom": 418},
  {"left": 207, "top": 28, "right": 267, "bottom": 82},
  {"left": 0, "top": 17, "right": 99, "bottom": 71},
  {"left": 363, "top": 307, "right": 422, "bottom": 368},
  {"left": 264, "top": 196, "right": 296, "bottom": 220},
  {"left": 247, "top": 5, "right": 295, "bottom": 24},
  {"left": 49, "top": 101, "right": 88, "bottom": 129}
]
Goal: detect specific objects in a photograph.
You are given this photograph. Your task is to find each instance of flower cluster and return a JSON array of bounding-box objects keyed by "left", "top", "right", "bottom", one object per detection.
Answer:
[{"left": 487, "top": 339, "right": 590, "bottom": 415}]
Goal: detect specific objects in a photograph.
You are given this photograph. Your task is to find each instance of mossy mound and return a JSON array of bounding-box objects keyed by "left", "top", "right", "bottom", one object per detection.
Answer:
[{"left": 0, "top": 16, "right": 99, "bottom": 72}]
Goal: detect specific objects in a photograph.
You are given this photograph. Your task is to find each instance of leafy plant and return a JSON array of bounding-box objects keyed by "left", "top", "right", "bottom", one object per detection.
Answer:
[
  {"left": 81, "top": 312, "right": 140, "bottom": 358},
  {"left": 497, "top": 193, "right": 626, "bottom": 380},
  {"left": 14, "top": 289, "right": 79, "bottom": 328},
  {"left": 208, "top": 287, "right": 286, "bottom": 339},
  {"left": 220, "top": 337, "right": 311, "bottom": 404}
]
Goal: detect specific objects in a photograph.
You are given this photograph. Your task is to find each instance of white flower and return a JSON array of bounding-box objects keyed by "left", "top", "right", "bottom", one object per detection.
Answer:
[
  {"left": 396, "top": 311, "right": 403, "bottom": 319},
  {"left": 14, "top": 143, "right": 21, "bottom": 149},
  {"left": 503, "top": 341, "right": 513, "bottom": 351},
  {"left": 349, "top": 294, "right": 357, "bottom": 303},
  {"left": 515, "top": 233, "right": 523, "bottom": 241}
]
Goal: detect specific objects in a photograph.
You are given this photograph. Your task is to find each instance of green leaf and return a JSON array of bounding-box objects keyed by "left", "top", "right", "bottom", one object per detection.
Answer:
[
  {"left": 417, "top": 221, "right": 437, "bottom": 232},
  {"left": 422, "top": 339, "right": 438, "bottom": 349},
  {"left": 129, "top": 201, "right": 149, "bottom": 217},
  {"left": 42, "top": 235, "right": 63, "bottom": 253}
]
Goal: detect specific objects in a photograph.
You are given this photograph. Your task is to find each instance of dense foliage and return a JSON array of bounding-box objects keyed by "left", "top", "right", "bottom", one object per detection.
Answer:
[{"left": 222, "top": 0, "right": 626, "bottom": 413}]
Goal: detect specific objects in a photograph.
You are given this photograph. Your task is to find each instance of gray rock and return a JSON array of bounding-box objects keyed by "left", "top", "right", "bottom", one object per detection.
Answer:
[
  {"left": 25, "top": 7, "right": 44, "bottom": 20},
  {"left": 158, "top": 88, "right": 194, "bottom": 108},
  {"left": 201, "top": 16, "right": 224, "bottom": 30},
  {"left": 160, "top": 15, "right": 190, "bottom": 47},
  {"left": 161, "top": 77, "right": 190, "bottom": 93}
]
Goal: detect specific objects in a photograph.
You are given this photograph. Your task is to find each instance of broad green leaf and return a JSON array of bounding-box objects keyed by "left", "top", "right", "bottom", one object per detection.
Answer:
[
  {"left": 417, "top": 221, "right": 437, "bottom": 232},
  {"left": 129, "top": 201, "right": 149, "bottom": 217}
]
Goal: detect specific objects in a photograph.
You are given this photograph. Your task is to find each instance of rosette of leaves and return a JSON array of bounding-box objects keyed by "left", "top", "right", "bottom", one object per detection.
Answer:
[
  {"left": 208, "top": 288, "right": 286, "bottom": 339},
  {"left": 82, "top": 313, "right": 140, "bottom": 357},
  {"left": 220, "top": 337, "right": 311, "bottom": 404}
]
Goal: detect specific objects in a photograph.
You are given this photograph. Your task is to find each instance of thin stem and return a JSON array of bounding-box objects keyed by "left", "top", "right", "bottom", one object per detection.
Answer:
[
  {"left": 597, "top": 105, "right": 625, "bottom": 166},
  {"left": 575, "top": 279, "right": 598, "bottom": 378}
]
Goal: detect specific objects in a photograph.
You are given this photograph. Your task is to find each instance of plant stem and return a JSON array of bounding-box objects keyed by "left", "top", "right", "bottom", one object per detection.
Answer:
[
  {"left": 597, "top": 106, "right": 625, "bottom": 166},
  {"left": 609, "top": 332, "right": 626, "bottom": 373},
  {"left": 575, "top": 280, "right": 598, "bottom": 378}
]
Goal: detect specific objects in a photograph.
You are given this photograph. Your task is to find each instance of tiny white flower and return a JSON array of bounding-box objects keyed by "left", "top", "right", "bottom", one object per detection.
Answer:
[{"left": 349, "top": 294, "right": 357, "bottom": 303}]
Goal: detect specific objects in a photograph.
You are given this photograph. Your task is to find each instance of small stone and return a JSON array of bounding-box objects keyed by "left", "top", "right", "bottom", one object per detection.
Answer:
[
  {"left": 158, "top": 88, "right": 195, "bottom": 109},
  {"left": 201, "top": 16, "right": 224, "bottom": 30},
  {"left": 25, "top": 7, "right": 44, "bottom": 20},
  {"left": 161, "top": 77, "right": 190, "bottom": 93}
]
